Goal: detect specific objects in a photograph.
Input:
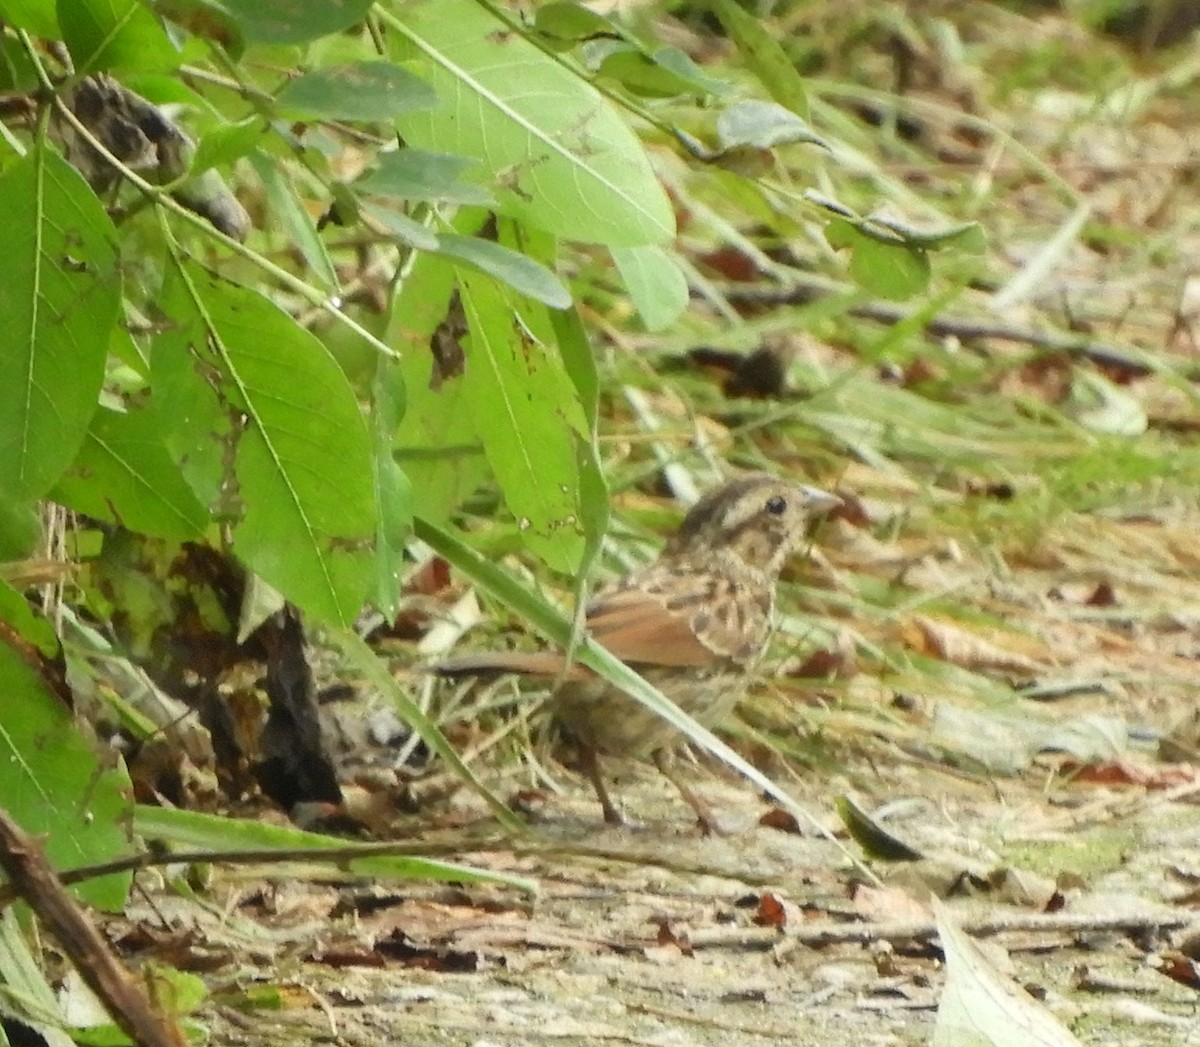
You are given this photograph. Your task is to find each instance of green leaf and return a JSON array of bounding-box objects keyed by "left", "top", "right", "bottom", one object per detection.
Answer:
[
  {"left": 0, "top": 579, "right": 58, "bottom": 657},
  {"left": 145, "top": 0, "right": 243, "bottom": 53},
  {"left": 547, "top": 303, "right": 608, "bottom": 596},
  {"left": 826, "top": 218, "right": 931, "bottom": 300},
  {"left": 598, "top": 44, "right": 726, "bottom": 98},
  {"left": 705, "top": 0, "right": 808, "bottom": 117},
  {"left": 248, "top": 151, "right": 338, "bottom": 290},
  {"left": 611, "top": 245, "right": 689, "bottom": 332},
  {"left": 370, "top": 359, "right": 413, "bottom": 622},
  {"left": 183, "top": 0, "right": 373, "bottom": 44},
  {"left": 152, "top": 262, "right": 376, "bottom": 626},
  {"left": 0, "top": 149, "right": 119, "bottom": 501},
  {"left": 357, "top": 148, "right": 494, "bottom": 206},
  {"left": 360, "top": 201, "right": 440, "bottom": 250},
  {"left": 0, "top": 33, "right": 41, "bottom": 92},
  {"left": 835, "top": 795, "right": 923, "bottom": 861},
  {"left": 133, "top": 804, "right": 534, "bottom": 891},
  {"left": 276, "top": 61, "right": 438, "bottom": 121},
  {"left": 386, "top": 251, "right": 488, "bottom": 523},
  {"left": 57, "top": 0, "right": 180, "bottom": 75},
  {"left": 0, "top": 639, "right": 135, "bottom": 911},
  {"left": 533, "top": 2, "right": 621, "bottom": 48},
  {"left": 458, "top": 270, "right": 586, "bottom": 573},
  {"left": 189, "top": 116, "right": 264, "bottom": 175},
  {"left": 0, "top": 500, "right": 41, "bottom": 560},
  {"left": 52, "top": 406, "right": 210, "bottom": 541},
  {"left": 392, "top": 0, "right": 674, "bottom": 246},
  {"left": 0, "top": 0, "right": 59, "bottom": 37},
  {"left": 436, "top": 234, "right": 571, "bottom": 310}
]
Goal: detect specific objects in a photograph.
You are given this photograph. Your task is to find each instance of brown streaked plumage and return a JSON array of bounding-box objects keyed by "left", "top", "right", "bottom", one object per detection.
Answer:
[{"left": 438, "top": 473, "right": 840, "bottom": 831}]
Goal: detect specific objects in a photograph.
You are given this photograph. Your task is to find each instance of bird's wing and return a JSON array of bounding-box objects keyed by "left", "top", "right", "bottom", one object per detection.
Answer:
[
  {"left": 584, "top": 579, "right": 726, "bottom": 668},
  {"left": 437, "top": 568, "right": 760, "bottom": 677}
]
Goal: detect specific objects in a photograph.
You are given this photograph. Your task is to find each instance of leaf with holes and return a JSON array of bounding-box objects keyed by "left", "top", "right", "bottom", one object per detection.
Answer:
[
  {"left": 52, "top": 405, "right": 210, "bottom": 541},
  {"left": 0, "top": 149, "right": 119, "bottom": 500},
  {"left": 458, "top": 269, "right": 586, "bottom": 573},
  {"left": 393, "top": 0, "right": 673, "bottom": 247},
  {"left": 151, "top": 262, "right": 375, "bottom": 626}
]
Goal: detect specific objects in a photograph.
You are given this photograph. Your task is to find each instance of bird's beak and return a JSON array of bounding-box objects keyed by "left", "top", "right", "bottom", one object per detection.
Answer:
[{"left": 797, "top": 485, "right": 842, "bottom": 516}]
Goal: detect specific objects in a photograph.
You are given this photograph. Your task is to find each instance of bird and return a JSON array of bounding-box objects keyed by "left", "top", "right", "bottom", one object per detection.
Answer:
[{"left": 437, "top": 473, "right": 841, "bottom": 832}]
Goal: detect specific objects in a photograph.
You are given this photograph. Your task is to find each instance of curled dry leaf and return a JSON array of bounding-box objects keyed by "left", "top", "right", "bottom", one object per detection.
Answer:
[
  {"left": 904, "top": 615, "right": 1045, "bottom": 674},
  {"left": 755, "top": 891, "right": 804, "bottom": 930}
]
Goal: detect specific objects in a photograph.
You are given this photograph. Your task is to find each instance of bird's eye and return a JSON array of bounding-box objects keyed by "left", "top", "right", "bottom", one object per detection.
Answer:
[{"left": 765, "top": 495, "right": 788, "bottom": 515}]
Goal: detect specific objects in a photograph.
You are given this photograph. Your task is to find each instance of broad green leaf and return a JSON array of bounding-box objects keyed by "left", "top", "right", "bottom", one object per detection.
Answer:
[
  {"left": 133, "top": 804, "right": 534, "bottom": 891},
  {"left": 0, "top": 0, "right": 59, "bottom": 36},
  {"left": 533, "top": 2, "right": 620, "bottom": 48},
  {"left": 826, "top": 218, "right": 930, "bottom": 300},
  {"left": 597, "top": 44, "right": 726, "bottom": 98},
  {"left": 495, "top": 220, "right": 606, "bottom": 586},
  {"left": 0, "top": 33, "right": 40, "bottom": 92},
  {"left": 706, "top": 0, "right": 809, "bottom": 117},
  {"left": 357, "top": 148, "right": 494, "bottom": 206},
  {"left": 152, "top": 262, "right": 375, "bottom": 626},
  {"left": 145, "top": 0, "right": 243, "bottom": 53},
  {"left": 182, "top": 0, "right": 373, "bottom": 44},
  {"left": 458, "top": 270, "right": 586, "bottom": 573},
  {"left": 57, "top": 0, "right": 179, "bottom": 74},
  {"left": 0, "top": 149, "right": 119, "bottom": 501},
  {"left": 0, "top": 639, "right": 135, "bottom": 911},
  {"left": 611, "top": 245, "right": 689, "bottom": 331},
  {"left": 277, "top": 61, "right": 438, "bottom": 121},
  {"left": 386, "top": 251, "right": 487, "bottom": 522},
  {"left": 835, "top": 795, "right": 923, "bottom": 861},
  {"left": 52, "top": 406, "right": 210, "bottom": 541},
  {"left": 435, "top": 234, "right": 571, "bottom": 310},
  {"left": 0, "top": 500, "right": 41, "bottom": 560},
  {"left": 392, "top": 0, "right": 674, "bottom": 246},
  {"left": 0, "top": 579, "right": 58, "bottom": 656},
  {"left": 811, "top": 192, "right": 983, "bottom": 289}
]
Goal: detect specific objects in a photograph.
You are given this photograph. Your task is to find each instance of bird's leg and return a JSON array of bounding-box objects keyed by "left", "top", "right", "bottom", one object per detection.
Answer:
[
  {"left": 651, "top": 749, "right": 725, "bottom": 835},
  {"left": 577, "top": 744, "right": 626, "bottom": 826}
]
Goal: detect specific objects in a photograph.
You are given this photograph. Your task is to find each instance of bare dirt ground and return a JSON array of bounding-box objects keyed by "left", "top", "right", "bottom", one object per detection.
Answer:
[{"left": 135, "top": 730, "right": 1200, "bottom": 1047}]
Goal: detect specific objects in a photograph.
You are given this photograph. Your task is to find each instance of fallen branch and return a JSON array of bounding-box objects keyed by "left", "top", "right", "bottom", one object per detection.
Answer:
[
  {"left": 717, "top": 278, "right": 1170, "bottom": 379},
  {"left": 0, "top": 807, "right": 187, "bottom": 1047}
]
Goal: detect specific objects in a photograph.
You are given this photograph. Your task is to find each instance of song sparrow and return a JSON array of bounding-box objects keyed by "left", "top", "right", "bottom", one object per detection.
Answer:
[{"left": 438, "top": 473, "right": 840, "bottom": 831}]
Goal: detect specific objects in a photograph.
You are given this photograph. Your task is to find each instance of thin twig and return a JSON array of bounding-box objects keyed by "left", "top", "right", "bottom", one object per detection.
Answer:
[
  {"left": 685, "top": 908, "right": 1193, "bottom": 951},
  {"left": 717, "top": 278, "right": 1171, "bottom": 379},
  {"left": 0, "top": 832, "right": 831, "bottom": 909}
]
